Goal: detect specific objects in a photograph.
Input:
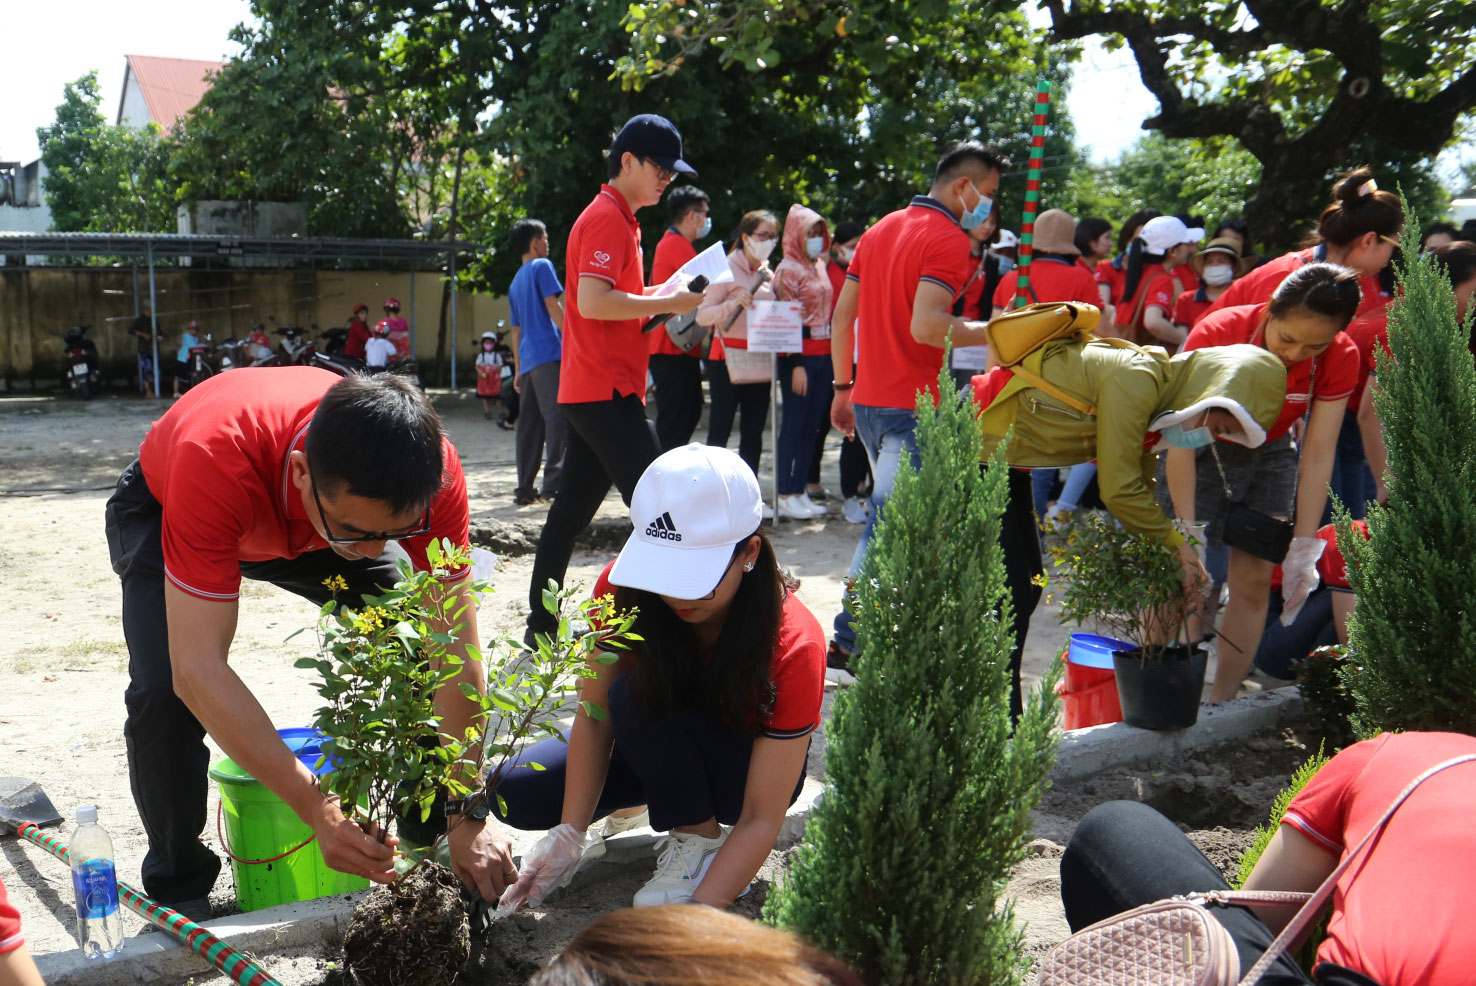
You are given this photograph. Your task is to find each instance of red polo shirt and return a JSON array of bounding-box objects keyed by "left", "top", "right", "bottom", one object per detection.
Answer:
[
  {"left": 1172, "top": 263, "right": 1200, "bottom": 295},
  {"left": 1095, "top": 257, "right": 1127, "bottom": 304},
  {"left": 559, "top": 185, "right": 647, "bottom": 403},
  {"left": 139, "top": 367, "right": 469, "bottom": 602},
  {"left": 1173, "top": 286, "right": 1214, "bottom": 330},
  {"left": 648, "top": 229, "right": 700, "bottom": 358},
  {"left": 850, "top": 196, "right": 973, "bottom": 409},
  {"left": 991, "top": 257, "right": 1101, "bottom": 311},
  {"left": 827, "top": 258, "right": 848, "bottom": 316},
  {"left": 1183, "top": 303, "right": 1358, "bottom": 442}
]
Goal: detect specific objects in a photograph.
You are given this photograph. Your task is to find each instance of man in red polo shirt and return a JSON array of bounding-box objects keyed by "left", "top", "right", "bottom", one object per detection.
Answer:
[
  {"left": 649, "top": 184, "right": 712, "bottom": 450},
  {"left": 525, "top": 114, "right": 706, "bottom": 641},
  {"left": 105, "top": 369, "right": 515, "bottom": 916},
  {"left": 826, "top": 141, "right": 1010, "bottom": 672}
]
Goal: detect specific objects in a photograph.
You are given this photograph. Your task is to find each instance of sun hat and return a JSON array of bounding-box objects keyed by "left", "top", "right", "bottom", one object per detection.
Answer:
[
  {"left": 609, "top": 444, "right": 763, "bottom": 598},
  {"left": 1190, "top": 236, "right": 1255, "bottom": 277},
  {"left": 481, "top": 331, "right": 496, "bottom": 341},
  {"left": 1138, "top": 216, "right": 1205, "bottom": 255},
  {"left": 1032, "top": 210, "right": 1080, "bottom": 256},
  {"left": 611, "top": 114, "right": 698, "bottom": 177}
]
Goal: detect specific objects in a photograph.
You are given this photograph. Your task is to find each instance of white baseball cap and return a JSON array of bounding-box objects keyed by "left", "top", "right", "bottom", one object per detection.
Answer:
[
  {"left": 1138, "top": 216, "right": 1205, "bottom": 255},
  {"left": 609, "top": 444, "right": 763, "bottom": 598},
  {"left": 995, "top": 229, "right": 1019, "bottom": 250}
]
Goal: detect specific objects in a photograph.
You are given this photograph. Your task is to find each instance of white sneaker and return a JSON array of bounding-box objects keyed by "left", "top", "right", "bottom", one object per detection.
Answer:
[
  {"left": 778, "top": 494, "right": 822, "bottom": 520},
  {"left": 633, "top": 830, "right": 727, "bottom": 907},
  {"left": 598, "top": 808, "right": 650, "bottom": 839},
  {"left": 761, "top": 503, "right": 775, "bottom": 521},
  {"left": 797, "top": 493, "right": 827, "bottom": 516},
  {"left": 841, "top": 496, "right": 868, "bottom": 524}
]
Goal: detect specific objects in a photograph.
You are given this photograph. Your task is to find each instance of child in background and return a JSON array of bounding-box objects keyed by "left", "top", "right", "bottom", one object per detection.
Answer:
[
  {"left": 364, "top": 321, "right": 398, "bottom": 368},
  {"left": 475, "top": 330, "right": 512, "bottom": 428}
]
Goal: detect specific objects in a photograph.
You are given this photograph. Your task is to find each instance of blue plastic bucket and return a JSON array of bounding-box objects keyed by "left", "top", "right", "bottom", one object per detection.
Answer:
[
  {"left": 276, "top": 728, "right": 336, "bottom": 775},
  {"left": 1067, "top": 633, "right": 1133, "bottom": 670}
]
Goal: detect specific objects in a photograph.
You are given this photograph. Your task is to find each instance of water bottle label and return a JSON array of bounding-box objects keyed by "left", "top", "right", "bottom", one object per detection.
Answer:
[{"left": 73, "top": 860, "right": 120, "bottom": 919}]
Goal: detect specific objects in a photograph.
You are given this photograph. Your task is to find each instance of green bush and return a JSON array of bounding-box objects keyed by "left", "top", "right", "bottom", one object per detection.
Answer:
[
  {"left": 1338, "top": 205, "right": 1476, "bottom": 736},
  {"left": 1293, "top": 646, "right": 1359, "bottom": 739},
  {"left": 763, "top": 366, "right": 1060, "bottom": 986}
]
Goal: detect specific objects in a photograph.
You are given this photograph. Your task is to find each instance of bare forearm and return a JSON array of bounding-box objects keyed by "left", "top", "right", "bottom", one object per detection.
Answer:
[
  {"left": 0, "top": 943, "right": 46, "bottom": 986},
  {"left": 508, "top": 326, "right": 521, "bottom": 375},
  {"left": 1295, "top": 448, "right": 1336, "bottom": 537},
  {"left": 1142, "top": 309, "right": 1185, "bottom": 347},
  {"left": 1165, "top": 447, "right": 1198, "bottom": 522},
  {"left": 912, "top": 310, "right": 989, "bottom": 349},
  {"left": 1358, "top": 384, "right": 1387, "bottom": 498},
  {"left": 690, "top": 815, "right": 784, "bottom": 907},
  {"left": 558, "top": 714, "right": 614, "bottom": 830},
  {"left": 579, "top": 289, "right": 671, "bottom": 320}
]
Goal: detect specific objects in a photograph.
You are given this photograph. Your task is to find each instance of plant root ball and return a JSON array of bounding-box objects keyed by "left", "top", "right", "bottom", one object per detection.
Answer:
[{"left": 343, "top": 862, "right": 470, "bottom": 986}]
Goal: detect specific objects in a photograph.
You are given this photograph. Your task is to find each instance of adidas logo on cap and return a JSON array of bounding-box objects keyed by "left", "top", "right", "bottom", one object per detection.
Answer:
[{"left": 644, "top": 511, "right": 682, "bottom": 542}]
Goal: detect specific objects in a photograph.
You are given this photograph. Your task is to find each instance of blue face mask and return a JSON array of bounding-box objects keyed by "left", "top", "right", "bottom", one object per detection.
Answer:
[
  {"left": 1161, "top": 424, "right": 1215, "bottom": 450},
  {"left": 995, "top": 255, "right": 1015, "bottom": 274},
  {"left": 960, "top": 184, "right": 994, "bottom": 230},
  {"left": 698, "top": 216, "right": 712, "bottom": 238}
]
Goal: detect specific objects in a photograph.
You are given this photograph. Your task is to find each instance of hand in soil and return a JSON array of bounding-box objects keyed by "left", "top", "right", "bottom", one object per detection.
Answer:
[
  {"left": 497, "top": 823, "right": 602, "bottom": 915},
  {"left": 314, "top": 794, "right": 400, "bottom": 883},
  {"left": 447, "top": 816, "right": 519, "bottom": 902}
]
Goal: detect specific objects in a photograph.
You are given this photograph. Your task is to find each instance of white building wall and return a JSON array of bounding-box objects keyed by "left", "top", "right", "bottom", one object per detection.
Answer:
[{"left": 117, "top": 70, "right": 153, "bottom": 129}]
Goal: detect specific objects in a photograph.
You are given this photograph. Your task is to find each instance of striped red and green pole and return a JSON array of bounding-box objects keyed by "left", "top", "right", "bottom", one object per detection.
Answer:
[
  {"left": 18, "top": 821, "right": 282, "bottom": 986},
  {"left": 1013, "top": 79, "right": 1054, "bottom": 310}
]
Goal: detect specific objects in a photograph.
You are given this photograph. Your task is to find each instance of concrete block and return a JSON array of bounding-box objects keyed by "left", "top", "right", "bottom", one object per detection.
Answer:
[{"left": 1052, "top": 686, "right": 1303, "bottom": 783}]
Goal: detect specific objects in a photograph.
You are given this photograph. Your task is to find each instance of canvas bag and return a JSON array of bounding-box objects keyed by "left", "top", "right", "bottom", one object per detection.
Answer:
[{"left": 984, "top": 301, "right": 1147, "bottom": 417}]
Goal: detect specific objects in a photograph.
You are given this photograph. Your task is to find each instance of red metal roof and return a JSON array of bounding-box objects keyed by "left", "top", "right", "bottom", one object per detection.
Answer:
[{"left": 119, "top": 55, "right": 225, "bottom": 127}]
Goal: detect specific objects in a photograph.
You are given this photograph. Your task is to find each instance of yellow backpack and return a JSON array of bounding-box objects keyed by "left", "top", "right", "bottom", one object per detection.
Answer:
[{"left": 984, "top": 301, "right": 1147, "bottom": 417}]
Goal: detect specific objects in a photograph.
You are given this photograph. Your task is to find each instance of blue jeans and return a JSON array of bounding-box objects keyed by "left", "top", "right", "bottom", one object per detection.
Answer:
[
  {"left": 1325, "top": 410, "right": 1373, "bottom": 523},
  {"left": 777, "top": 355, "right": 834, "bottom": 495},
  {"left": 1253, "top": 587, "right": 1338, "bottom": 679},
  {"left": 831, "top": 404, "right": 924, "bottom": 653}
]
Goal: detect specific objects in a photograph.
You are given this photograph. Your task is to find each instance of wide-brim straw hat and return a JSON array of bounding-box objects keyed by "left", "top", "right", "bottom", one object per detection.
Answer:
[
  {"left": 1190, "top": 237, "right": 1255, "bottom": 277},
  {"left": 1033, "top": 210, "right": 1080, "bottom": 256}
]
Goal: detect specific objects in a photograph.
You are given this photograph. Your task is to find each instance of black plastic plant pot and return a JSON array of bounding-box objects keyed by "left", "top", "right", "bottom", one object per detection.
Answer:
[{"left": 1112, "top": 645, "right": 1208, "bottom": 731}]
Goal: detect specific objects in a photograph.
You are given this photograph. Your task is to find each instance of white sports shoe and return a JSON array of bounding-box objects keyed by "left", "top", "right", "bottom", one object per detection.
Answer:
[
  {"left": 778, "top": 494, "right": 822, "bottom": 520},
  {"left": 797, "top": 493, "right": 827, "bottom": 516},
  {"left": 633, "top": 829, "right": 728, "bottom": 907},
  {"left": 598, "top": 808, "right": 650, "bottom": 839},
  {"left": 841, "top": 496, "right": 868, "bottom": 524}
]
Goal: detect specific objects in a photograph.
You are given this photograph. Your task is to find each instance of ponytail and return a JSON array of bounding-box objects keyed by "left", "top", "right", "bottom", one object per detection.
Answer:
[
  {"left": 1268, "top": 262, "right": 1362, "bottom": 329},
  {"left": 1314, "top": 167, "right": 1403, "bottom": 247},
  {"left": 1119, "top": 239, "right": 1165, "bottom": 306}
]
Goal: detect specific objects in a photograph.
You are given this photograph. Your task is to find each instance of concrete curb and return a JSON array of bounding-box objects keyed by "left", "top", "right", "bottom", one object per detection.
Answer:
[{"left": 1051, "top": 685, "right": 1304, "bottom": 783}]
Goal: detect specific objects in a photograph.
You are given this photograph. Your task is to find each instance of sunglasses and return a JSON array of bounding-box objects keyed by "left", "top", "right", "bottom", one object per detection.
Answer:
[{"left": 310, "top": 474, "right": 431, "bottom": 544}]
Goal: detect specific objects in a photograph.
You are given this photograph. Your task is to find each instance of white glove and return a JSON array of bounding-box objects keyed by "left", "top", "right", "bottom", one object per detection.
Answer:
[
  {"left": 1279, "top": 537, "right": 1326, "bottom": 626},
  {"left": 494, "top": 823, "right": 603, "bottom": 918}
]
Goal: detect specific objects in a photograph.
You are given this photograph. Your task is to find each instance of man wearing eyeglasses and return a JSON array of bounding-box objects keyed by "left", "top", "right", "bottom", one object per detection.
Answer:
[
  {"left": 105, "top": 368, "right": 516, "bottom": 918},
  {"left": 525, "top": 113, "right": 707, "bottom": 645}
]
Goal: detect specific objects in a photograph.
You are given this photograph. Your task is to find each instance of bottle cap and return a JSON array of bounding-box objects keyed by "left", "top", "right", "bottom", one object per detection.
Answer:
[{"left": 76, "top": 805, "right": 98, "bottom": 825}]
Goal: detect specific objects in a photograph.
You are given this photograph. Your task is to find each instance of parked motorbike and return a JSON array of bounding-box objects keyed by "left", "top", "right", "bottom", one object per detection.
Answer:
[
  {"left": 61, "top": 324, "right": 100, "bottom": 400},
  {"left": 213, "top": 337, "right": 249, "bottom": 371},
  {"left": 256, "top": 325, "right": 316, "bottom": 367}
]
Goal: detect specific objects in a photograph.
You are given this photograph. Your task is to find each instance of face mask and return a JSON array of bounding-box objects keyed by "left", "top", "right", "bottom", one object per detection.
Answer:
[
  {"left": 806, "top": 236, "right": 826, "bottom": 259},
  {"left": 483, "top": 343, "right": 494, "bottom": 351},
  {"left": 994, "top": 255, "right": 1015, "bottom": 274},
  {"left": 960, "top": 183, "right": 994, "bottom": 230},
  {"left": 747, "top": 236, "right": 776, "bottom": 261},
  {"left": 1202, "top": 264, "right": 1235, "bottom": 286},
  {"left": 837, "top": 246, "right": 855, "bottom": 264},
  {"left": 1161, "top": 423, "right": 1216, "bottom": 450},
  {"left": 698, "top": 216, "right": 712, "bottom": 238}
]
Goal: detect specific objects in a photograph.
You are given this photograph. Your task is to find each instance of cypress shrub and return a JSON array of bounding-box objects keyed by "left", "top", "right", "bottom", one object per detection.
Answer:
[
  {"left": 763, "top": 366, "right": 1060, "bottom": 986},
  {"left": 1338, "top": 207, "right": 1476, "bottom": 736}
]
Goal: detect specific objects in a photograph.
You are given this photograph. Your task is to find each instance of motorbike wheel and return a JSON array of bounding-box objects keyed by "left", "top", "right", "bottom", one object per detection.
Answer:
[{"left": 76, "top": 378, "right": 92, "bottom": 401}]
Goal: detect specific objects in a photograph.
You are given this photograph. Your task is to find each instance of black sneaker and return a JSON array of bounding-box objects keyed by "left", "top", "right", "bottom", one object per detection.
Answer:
[{"left": 825, "top": 641, "right": 856, "bottom": 685}]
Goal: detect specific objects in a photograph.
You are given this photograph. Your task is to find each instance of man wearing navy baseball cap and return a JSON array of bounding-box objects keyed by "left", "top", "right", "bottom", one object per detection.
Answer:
[{"left": 525, "top": 114, "right": 708, "bottom": 644}]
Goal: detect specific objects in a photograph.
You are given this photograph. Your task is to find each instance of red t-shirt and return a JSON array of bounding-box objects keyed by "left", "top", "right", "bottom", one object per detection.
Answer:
[
  {"left": 0, "top": 875, "right": 21, "bottom": 955},
  {"left": 138, "top": 367, "right": 470, "bottom": 602},
  {"left": 1172, "top": 287, "right": 1213, "bottom": 330},
  {"left": 345, "top": 318, "right": 371, "bottom": 360},
  {"left": 648, "top": 229, "right": 700, "bottom": 359},
  {"left": 1172, "top": 263, "right": 1200, "bottom": 295},
  {"left": 827, "top": 258, "right": 848, "bottom": 316},
  {"left": 1269, "top": 520, "right": 1367, "bottom": 591},
  {"left": 850, "top": 197, "right": 973, "bottom": 409},
  {"left": 1115, "top": 268, "right": 1177, "bottom": 343},
  {"left": 559, "top": 185, "right": 647, "bottom": 403},
  {"left": 1095, "top": 257, "right": 1127, "bottom": 304},
  {"left": 1280, "top": 731, "right": 1476, "bottom": 986},
  {"left": 1183, "top": 303, "right": 1358, "bottom": 442},
  {"left": 591, "top": 562, "right": 825, "bottom": 739},
  {"left": 991, "top": 257, "right": 1101, "bottom": 311}
]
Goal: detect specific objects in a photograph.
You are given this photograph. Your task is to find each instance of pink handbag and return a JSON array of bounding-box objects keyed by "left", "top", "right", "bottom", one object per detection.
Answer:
[{"left": 1037, "top": 754, "right": 1475, "bottom": 986}]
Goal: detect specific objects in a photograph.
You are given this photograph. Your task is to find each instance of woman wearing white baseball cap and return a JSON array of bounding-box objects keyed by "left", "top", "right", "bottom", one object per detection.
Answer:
[
  {"left": 494, "top": 443, "right": 826, "bottom": 912},
  {"left": 1113, "top": 215, "right": 1204, "bottom": 347}
]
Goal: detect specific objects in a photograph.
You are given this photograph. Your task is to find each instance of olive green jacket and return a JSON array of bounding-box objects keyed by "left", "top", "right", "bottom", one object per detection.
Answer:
[{"left": 978, "top": 341, "right": 1286, "bottom": 547}]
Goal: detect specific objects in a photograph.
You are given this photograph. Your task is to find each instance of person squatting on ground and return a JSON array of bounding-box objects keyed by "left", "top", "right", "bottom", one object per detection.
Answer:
[
  {"left": 1060, "top": 731, "right": 1476, "bottom": 986},
  {"left": 1163, "top": 263, "right": 1362, "bottom": 703},
  {"left": 506, "top": 217, "right": 568, "bottom": 505},
  {"left": 828, "top": 140, "right": 1007, "bottom": 674},
  {"left": 648, "top": 184, "right": 712, "bottom": 452},
  {"left": 494, "top": 444, "right": 825, "bottom": 912},
  {"left": 773, "top": 203, "right": 835, "bottom": 521},
  {"left": 527, "top": 905, "right": 863, "bottom": 986},
  {"left": 971, "top": 313, "right": 1285, "bottom": 715},
  {"left": 103, "top": 369, "right": 515, "bottom": 918},
  {"left": 524, "top": 114, "right": 706, "bottom": 644},
  {"left": 1254, "top": 520, "right": 1366, "bottom": 680},
  {"left": 696, "top": 210, "right": 770, "bottom": 481}
]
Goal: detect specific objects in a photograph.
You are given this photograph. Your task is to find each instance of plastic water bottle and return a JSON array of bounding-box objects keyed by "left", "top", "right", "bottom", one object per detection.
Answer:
[{"left": 70, "top": 806, "right": 124, "bottom": 959}]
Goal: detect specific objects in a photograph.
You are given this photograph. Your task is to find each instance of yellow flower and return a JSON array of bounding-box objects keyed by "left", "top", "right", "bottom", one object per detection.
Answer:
[{"left": 321, "top": 575, "right": 350, "bottom": 594}]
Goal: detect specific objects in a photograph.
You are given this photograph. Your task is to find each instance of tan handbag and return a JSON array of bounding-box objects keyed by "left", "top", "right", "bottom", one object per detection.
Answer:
[{"left": 1037, "top": 754, "right": 1476, "bottom": 986}]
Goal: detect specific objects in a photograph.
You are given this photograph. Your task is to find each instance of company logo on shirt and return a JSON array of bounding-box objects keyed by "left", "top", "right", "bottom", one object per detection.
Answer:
[
  {"left": 591, "top": 250, "right": 612, "bottom": 269},
  {"left": 645, "top": 511, "right": 682, "bottom": 541}
]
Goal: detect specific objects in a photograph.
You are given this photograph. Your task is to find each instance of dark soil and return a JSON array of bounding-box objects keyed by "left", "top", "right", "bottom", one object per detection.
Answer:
[{"left": 342, "top": 863, "right": 471, "bottom": 986}]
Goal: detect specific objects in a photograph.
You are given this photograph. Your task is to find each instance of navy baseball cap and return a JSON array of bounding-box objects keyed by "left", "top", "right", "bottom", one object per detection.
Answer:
[{"left": 611, "top": 114, "right": 697, "bottom": 177}]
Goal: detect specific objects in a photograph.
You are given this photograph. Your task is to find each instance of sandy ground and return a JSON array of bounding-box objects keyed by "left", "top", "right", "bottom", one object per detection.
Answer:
[{"left": 0, "top": 385, "right": 1078, "bottom": 963}]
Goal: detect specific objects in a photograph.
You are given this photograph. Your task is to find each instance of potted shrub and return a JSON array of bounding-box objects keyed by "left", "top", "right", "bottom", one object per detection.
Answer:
[
  {"left": 1041, "top": 513, "right": 1208, "bottom": 729},
  {"left": 297, "top": 540, "right": 637, "bottom": 986}
]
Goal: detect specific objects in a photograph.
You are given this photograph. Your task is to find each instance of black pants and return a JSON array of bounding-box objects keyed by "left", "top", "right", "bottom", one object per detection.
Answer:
[
  {"left": 1000, "top": 467, "right": 1044, "bottom": 720},
  {"left": 649, "top": 353, "right": 704, "bottom": 452},
  {"left": 1061, "top": 800, "right": 1338, "bottom": 984},
  {"left": 103, "top": 460, "right": 442, "bottom": 904},
  {"left": 527, "top": 393, "right": 661, "bottom": 636},
  {"left": 704, "top": 356, "right": 770, "bottom": 477},
  {"left": 494, "top": 674, "right": 807, "bottom": 832}
]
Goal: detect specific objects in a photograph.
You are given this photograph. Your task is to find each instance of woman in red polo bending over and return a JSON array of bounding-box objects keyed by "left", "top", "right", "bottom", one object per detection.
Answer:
[{"left": 1163, "top": 263, "right": 1361, "bottom": 703}]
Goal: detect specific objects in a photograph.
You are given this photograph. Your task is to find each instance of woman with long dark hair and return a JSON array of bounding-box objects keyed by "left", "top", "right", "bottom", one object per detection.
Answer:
[
  {"left": 1095, "top": 207, "right": 1160, "bottom": 312},
  {"left": 1113, "top": 216, "right": 1204, "bottom": 346},
  {"left": 495, "top": 444, "right": 825, "bottom": 911}
]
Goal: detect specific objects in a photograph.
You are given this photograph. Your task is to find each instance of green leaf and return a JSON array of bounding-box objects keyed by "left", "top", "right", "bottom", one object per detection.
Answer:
[{"left": 580, "top": 701, "right": 607, "bottom": 721}]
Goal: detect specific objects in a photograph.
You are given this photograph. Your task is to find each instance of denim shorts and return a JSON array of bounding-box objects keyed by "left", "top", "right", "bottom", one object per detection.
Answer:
[{"left": 1156, "top": 433, "right": 1298, "bottom": 544}]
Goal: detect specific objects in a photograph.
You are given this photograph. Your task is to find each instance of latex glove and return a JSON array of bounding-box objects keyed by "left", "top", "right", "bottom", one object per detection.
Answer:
[
  {"left": 1280, "top": 537, "right": 1326, "bottom": 626},
  {"left": 494, "top": 824, "right": 603, "bottom": 918}
]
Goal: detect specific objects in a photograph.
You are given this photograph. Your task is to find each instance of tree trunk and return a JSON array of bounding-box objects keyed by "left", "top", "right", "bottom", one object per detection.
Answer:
[{"left": 434, "top": 146, "right": 466, "bottom": 387}]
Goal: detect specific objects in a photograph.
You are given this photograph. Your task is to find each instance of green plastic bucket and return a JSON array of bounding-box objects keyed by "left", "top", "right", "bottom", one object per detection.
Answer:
[{"left": 209, "top": 729, "right": 369, "bottom": 912}]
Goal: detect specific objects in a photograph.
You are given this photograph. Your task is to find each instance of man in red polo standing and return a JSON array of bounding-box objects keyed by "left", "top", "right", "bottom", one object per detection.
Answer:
[
  {"left": 525, "top": 114, "right": 706, "bottom": 642},
  {"left": 648, "top": 184, "right": 712, "bottom": 450}
]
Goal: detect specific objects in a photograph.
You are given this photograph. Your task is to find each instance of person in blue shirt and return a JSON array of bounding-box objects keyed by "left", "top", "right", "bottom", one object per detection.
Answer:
[
  {"left": 173, "top": 320, "right": 203, "bottom": 398},
  {"left": 507, "top": 219, "right": 568, "bottom": 505}
]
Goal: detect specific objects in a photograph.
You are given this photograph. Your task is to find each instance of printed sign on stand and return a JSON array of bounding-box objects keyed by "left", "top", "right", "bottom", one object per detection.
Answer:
[{"left": 746, "top": 301, "right": 804, "bottom": 353}]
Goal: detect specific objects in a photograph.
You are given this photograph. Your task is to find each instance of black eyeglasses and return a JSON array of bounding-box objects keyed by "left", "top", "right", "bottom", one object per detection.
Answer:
[{"left": 310, "top": 475, "right": 431, "bottom": 544}]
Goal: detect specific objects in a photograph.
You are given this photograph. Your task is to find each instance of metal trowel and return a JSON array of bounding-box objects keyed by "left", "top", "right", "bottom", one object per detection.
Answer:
[{"left": 0, "top": 777, "right": 63, "bottom": 835}]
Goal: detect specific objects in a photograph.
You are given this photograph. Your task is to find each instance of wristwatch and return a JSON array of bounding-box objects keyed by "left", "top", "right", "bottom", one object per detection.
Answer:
[{"left": 443, "top": 789, "right": 491, "bottom": 821}]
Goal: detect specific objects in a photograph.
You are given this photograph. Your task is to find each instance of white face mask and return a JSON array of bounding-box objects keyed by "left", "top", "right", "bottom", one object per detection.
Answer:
[
  {"left": 837, "top": 245, "right": 855, "bottom": 264},
  {"left": 806, "top": 236, "right": 827, "bottom": 259},
  {"left": 747, "top": 236, "right": 776, "bottom": 261},
  {"left": 1202, "top": 264, "right": 1235, "bottom": 286}
]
